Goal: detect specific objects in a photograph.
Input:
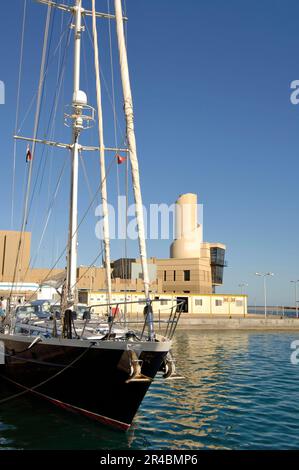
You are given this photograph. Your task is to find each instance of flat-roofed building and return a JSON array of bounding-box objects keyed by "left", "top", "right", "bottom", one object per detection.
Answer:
[
  {"left": 0, "top": 192, "right": 239, "bottom": 313},
  {"left": 0, "top": 230, "right": 31, "bottom": 282}
]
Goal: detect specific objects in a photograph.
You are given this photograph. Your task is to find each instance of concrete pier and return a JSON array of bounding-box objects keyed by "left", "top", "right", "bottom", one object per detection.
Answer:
[{"left": 169, "top": 314, "right": 299, "bottom": 331}]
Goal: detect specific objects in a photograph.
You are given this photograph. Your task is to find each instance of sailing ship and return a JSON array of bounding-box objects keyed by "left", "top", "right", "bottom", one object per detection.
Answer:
[{"left": 0, "top": 0, "right": 182, "bottom": 430}]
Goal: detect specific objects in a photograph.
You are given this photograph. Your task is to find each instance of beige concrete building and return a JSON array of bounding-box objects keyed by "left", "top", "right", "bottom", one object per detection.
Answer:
[
  {"left": 0, "top": 194, "right": 225, "bottom": 297},
  {"left": 0, "top": 230, "right": 31, "bottom": 281},
  {"left": 77, "top": 264, "right": 161, "bottom": 294},
  {"left": 157, "top": 257, "right": 212, "bottom": 294},
  {"left": 157, "top": 241, "right": 226, "bottom": 295},
  {"left": 0, "top": 192, "right": 244, "bottom": 314},
  {"left": 79, "top": 291, "right": 247, "bottom": 316}
]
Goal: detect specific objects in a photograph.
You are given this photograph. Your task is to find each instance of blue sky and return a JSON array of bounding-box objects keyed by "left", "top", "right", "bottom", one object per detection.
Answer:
[{"left": 0, "top": 0, "right": 299, "bottom": 306}]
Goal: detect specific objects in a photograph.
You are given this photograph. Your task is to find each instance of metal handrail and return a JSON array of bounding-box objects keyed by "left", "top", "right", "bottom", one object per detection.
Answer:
[
  {"left": 84, "top": 298, "right": 177, "bottom": 310},
  {"left": 106, "top": 300, "right": 185, "bottom": 341}
]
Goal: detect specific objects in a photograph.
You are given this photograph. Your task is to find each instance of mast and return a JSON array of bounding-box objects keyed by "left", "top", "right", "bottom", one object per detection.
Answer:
[
  {"left": 66, "top": 0, "right": 83, "bottom": 306},
  {"left": 91, "top": 0, "right": 112, "bottom": 306},
  {"left": 114, "top": 0, "right": 155, "bottom": 339}
]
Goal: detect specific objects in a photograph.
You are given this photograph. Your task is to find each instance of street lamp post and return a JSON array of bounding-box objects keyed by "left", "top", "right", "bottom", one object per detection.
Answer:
[
  {"left": 290, "top": 280, "right": 299, "bottom": 319},
  {"left": 255, "top": 272, "right": 274, "bottom": 318},
  {"left": 238, "top": 283, "right": 248, "bottom": 295},
  {"left": 238, "top": 283, "right": 248, "bottom": 317}
]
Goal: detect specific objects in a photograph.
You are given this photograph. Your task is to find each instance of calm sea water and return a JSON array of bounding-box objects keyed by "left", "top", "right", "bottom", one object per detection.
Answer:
[
  {"left": 248, "top": 307, "right": 298, "bottom": 317},
  {"left": 1, "top": 330, "right": 299, "bottom": 450}
]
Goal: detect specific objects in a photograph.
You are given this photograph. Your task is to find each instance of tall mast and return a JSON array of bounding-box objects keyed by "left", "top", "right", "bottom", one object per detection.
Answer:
[
  {"left": 114, "top": 0, "right": 154, "bottom": 339},
  {"left": 91, "top": 0, "right": 112, "bottom": 306},
  {"left": 66, "top": 0, "right": 83, "bottom": 305}
]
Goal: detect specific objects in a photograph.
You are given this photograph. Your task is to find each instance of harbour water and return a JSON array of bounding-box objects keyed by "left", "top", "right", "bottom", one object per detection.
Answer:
[
  {"left": 1, "top": 330, "right": 299, "bottom": 450},
  {"left": 248, "top": 307, "right": 298, "bottom": 317}
]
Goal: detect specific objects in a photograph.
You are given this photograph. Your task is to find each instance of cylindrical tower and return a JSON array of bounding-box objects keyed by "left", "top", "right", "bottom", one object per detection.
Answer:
[{"left": 170, "top": 193, "right": 202, "bottom": 258}]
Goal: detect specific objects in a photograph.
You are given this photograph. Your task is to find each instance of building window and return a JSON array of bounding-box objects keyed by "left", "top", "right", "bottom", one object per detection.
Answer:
[
  {"left": 236, "top": 300, "right": 243, "bottom": 307},
  {"left": 173, "top": 270, "right": 176, "bottom": 281},
  {"left": 195, "top": 299, "right": 203, "bottom": 306},
  {"left": 164, "top": 270, "right": 167, "bottom": 281},
  {"left": 184, "top": 270, "right": 190, "bottom": 281},
  {"left": 215, "top": 299, "right": 222, "bottom": 307},
  {"left": 210, "top": 247, "right": 226, "bottom": 285}
]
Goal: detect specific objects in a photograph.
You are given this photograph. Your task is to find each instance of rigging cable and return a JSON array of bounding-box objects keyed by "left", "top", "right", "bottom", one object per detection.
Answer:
[
  {"left": 21, "top": 155, "right": 117, "bottom": 305},
  {"left": 26, "top": 10, "right": 66, "bottom": 229},
  {"left": 11, "top": 0, "right": 27, "bottom": 230},
  {"left": 83, "top": 15, "right": 126, "bottom": 143},
  {"left": 108, "top": 0, "right": 129, "bottom": 298},
  {"left": 0, "top": 343, "right": 95, "bottom": 405},
  {"left": 48, "top": 6, "right": 65, "bottom": 206},
  {"left": 27, "top": 22, "right": 72, "bottom": 270},
  {"left": 17, "top": 7, "right": 62, "bottom": 285},
  {"left": 107, "top": 0, "right": 119, "bottom": 192},
  {"left": 23, "top": 4, "right": 53, "bottom": 227},
  {"left": 49, "top": 247, "right": 105, "bottom": 313},
  {"left": 91, "top": 0, "right": 112, "bottom": 305},
  {"left": 79, "top": 150, "right": 105, "bottom": 275},
  {"left": 16, "top": 14, "right": 72, "bottom": 283},
  {"left": 15, "top": 24, "right": 71, "bottom": 137},
  {"left": 9, "top": 4, "right": 53, "bottom": 303},
  {"left": 48, "top": 8, "right": 66, "bottom": 266},
  {"left": 22, "top": 157, "right": 68, "bottom": 282}
]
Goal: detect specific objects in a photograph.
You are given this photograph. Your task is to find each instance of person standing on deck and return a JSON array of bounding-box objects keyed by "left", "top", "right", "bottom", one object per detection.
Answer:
[
  {"left": 1, "top": 297, "right": 7, "bottom": 313},
  {"left": 0, "top": 297, "right": 5, "bottom": 321}
]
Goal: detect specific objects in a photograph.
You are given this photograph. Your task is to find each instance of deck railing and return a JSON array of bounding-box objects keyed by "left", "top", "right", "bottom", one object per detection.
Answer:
[{"left": 85, "top": 298, "right": 184, "bottom": 341}]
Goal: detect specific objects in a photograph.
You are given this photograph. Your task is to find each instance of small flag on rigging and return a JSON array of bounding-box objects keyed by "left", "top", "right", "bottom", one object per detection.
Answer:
[
  {"left": 26, "top": 145, "right": 32, "bottom": 163},
  {"left": 116, "top": 154, "right": 127, "bottom": 165}
]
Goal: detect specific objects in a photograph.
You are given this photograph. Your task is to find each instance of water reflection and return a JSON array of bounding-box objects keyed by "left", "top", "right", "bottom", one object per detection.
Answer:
[
  {"left": 132, "top": 331, "right": 299, "bottom": 449},
  {"left": 131, "top": 332, "right": 251, "bottom": 448}
]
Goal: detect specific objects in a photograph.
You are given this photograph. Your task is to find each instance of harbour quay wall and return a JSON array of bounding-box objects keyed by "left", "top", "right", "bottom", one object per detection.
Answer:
[{"left": 170, "top": 315, "right": 299, "bottom": 330}]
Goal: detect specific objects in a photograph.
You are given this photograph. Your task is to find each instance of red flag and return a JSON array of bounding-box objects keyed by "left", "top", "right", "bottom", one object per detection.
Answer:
[
  {"left": 116, "top": 154, "right": 127, "bottom": 165},
  {"left": 26, "top": 146, "right": 32, "bottom": 163}
]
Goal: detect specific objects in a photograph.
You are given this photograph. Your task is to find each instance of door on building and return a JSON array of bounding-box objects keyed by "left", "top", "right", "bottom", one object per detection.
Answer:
[{"left": 176, "top": 296, "right": 188, "bottom": 313}]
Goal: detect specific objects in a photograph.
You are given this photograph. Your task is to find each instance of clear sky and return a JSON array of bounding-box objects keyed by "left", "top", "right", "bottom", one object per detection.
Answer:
[{"left": 0, "top": 0, "right": 299, "bottom": 307}]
